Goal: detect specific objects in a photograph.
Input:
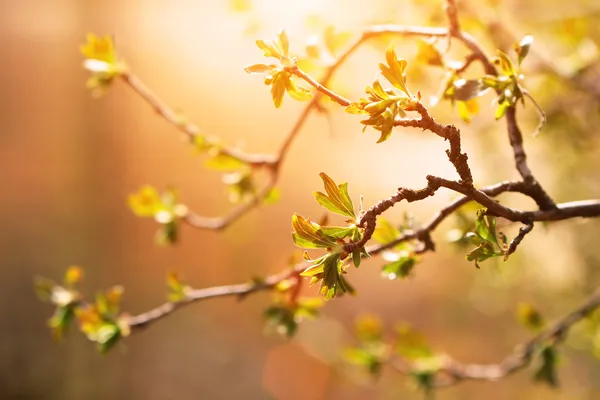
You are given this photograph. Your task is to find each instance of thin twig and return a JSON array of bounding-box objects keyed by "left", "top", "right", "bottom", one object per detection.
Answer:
[
  {"left": 504, "top": 221, "right": 534, "bottom": 259},
  {"left": 285, "top": 65, "right": 352, "bottom": 107},
  {"left": 523, "top": 90, "right": 547, "bottom": 137},
  {"left": 120, "top": 73, "right": 275, "bottom": 167},
  {"left": 417, "top": 287, "right": 600, "bottom": 387}
]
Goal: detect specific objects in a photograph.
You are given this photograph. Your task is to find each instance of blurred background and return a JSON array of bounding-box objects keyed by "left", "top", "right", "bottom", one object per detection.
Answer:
[{"left": 2, "top": 0, "right": 600, "bottom": 398}]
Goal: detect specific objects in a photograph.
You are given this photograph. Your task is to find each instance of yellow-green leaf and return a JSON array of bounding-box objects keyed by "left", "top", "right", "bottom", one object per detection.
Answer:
[
  {"left": 314, "top": 172, "right": 356, "bottom": 219},
  {"left": 291, "top": 214, "right": 338, "bottom": 249}
]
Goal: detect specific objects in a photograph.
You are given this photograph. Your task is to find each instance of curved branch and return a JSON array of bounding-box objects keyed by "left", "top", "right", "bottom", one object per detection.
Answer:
[{"left": 392, "top": 287, "right": 600, "bottom": 387}]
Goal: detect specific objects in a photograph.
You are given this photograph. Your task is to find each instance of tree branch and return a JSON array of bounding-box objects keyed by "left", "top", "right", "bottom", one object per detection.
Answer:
[
  {"left": 127, "top": 185, "right": 600, "bottom": 330},
  {"left": 391, "top": 287, "right": 600, "bottom": 387}
]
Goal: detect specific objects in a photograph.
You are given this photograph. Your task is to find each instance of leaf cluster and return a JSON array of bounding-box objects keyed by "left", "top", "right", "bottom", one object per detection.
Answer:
[
  {"left": 128, "top": 186, "right": 189, "bottom": 245},
  {"left": 346, "top": 46, "right": 420, "bottom": 143},
  {"left": 245, "top": 30, "right": 312, "bottom": 107},
  {"left": 292, "top": 173, "right": 367, "bottom": 299},
  {"left": 464, "top": 210, "right": 509, "bottom": 268},
  {"left": 80, "top": 34, "right": 126, "bottom": 97}
]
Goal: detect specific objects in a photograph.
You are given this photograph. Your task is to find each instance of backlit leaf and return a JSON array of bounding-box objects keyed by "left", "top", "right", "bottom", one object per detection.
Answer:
[
  {"left": 314, "top": 173, "right": 356, "bottom": 219},
  {"left": 291, "top": 214, "right": 338, "bottom": 249}
]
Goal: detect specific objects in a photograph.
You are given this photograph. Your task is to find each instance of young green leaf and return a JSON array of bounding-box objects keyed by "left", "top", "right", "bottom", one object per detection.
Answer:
[
  {"left": 300, "top": 253, "right": 352, "bottom": 300},
  {"left": 320, "top": 225, "right": 357, "bottom": 239},
  {"left": 314, "top": 173, "right": 356, "bottom": 220},
  {"left": 533, "top": 345, "right": 559, "bottom": 387},
  {"left": 475, "top": 210, "right": 499, "bottom": 246},
  {"left": 465, "top": 241, "right": 501, "bottom": 268},
  {"left": 291, "top": 214, "right": 338, "bottom": 249}
]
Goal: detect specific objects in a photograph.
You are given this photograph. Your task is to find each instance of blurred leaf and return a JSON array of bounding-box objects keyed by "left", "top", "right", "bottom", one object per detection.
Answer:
[
  {"left": 355, "top": 315, "right": 383, "bottom": 343},
  {"left": 204, "top": 151, "right": 247, "bottom": 172},
  {"left": 381, "top": 251, "right": 418, "bottom": 280},
  {"left": 128, "top": 186, "right": 187, "bottom": 244},
  {"left": 533, "top": 345, "right": 559, "bottom": 388},
  {"left": 192, "top": 134, "right": 218, "bottom": 153},
  {"left": 352, "top": 248, "right": 362, "bottom": 268},
  {"left": 80, "top": 34, "right": 117, "bottom": 64},
  {"left": 264, "top": 305, "right": 297, "bottom": 338},
  {"left": 395, "top": 323, "right": 433, "bottom": 360},
  {"left": 416, "top": 39, "right": 444, "bottom": 67},
  {"left": 517, "top": 303, "right": 545, "bottom": 332},
  {"left": 155, "top": 220, "right": 179, "bottom": 245},
  {"left": 128, "top": 185, "right": 162, "bottom": 217},
  {"left": 96, "top": 286, "right": 123, "bottom": 319},
  {"left": 495, "top": 99, "right": 511, "bottom": 120},
  {"left": 80, "top": 34, "right": 125, "bottom": 96},
  {"left": 314, "top": 173, "right": 356, "bottom": 220},
  {"left": 344, "top": 347, "right": 383, "bottom": 376},
  {"left": 223, "top": 170, "right": 256, "bottom": 204},
  {"left": 296, "top": 297, "right": 324, "bottom": 318},
  {"left": 515, "top": 35, "right": 534, "bottom": 66},
  {"left": 95, "top": 323, "right": 121, "bottom": 354},
  {"left": 324, "top": 26, "right": 352, "bottom": 56},
  {"left": 372, "top": 217, "right": 401, "bottom": 245},
  {"left": 34, "top": 277, "right": 56, "bottom": 303},
  {"left": 305, "top": 38, "right": 321, "bottom": 60},
  {"left": 457, "top": 98, "right": 480, "bottom": 123},
  {"left": 48, "top": 305, "right": 76, "bottom": 341},
  {"left": 64, "top": 266, "right": 84, "bottom": 287},
  {"left": 263, "top": 187, "right": 281, "bottom": 204},
  {"left": 229, "top": 0, "right": 252, "bottom": 12},
  {"left": 167, "top": 271, "right": 189, "bottom": 302},
  {"left": 76, "top": 304, "right": 124, "bottom": 354}
]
